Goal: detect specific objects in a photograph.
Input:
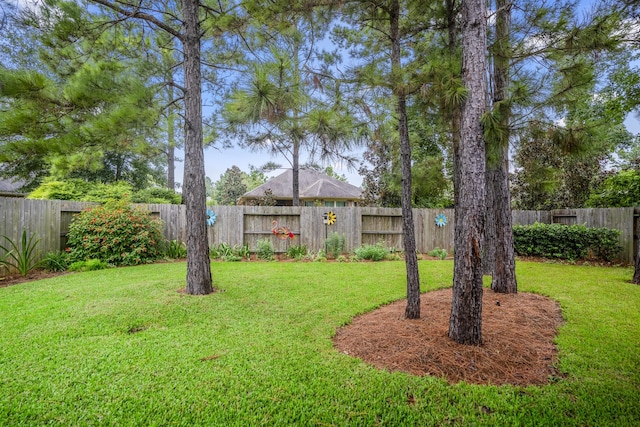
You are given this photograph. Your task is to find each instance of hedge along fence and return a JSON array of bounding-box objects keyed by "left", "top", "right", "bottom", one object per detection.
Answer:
[{"left": 0, "top": 197, "right": 637, "bottom": 272}]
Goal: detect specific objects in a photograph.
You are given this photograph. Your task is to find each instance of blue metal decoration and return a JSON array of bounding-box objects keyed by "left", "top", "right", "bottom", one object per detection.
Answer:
[
  {"left": 206, "top": 209, "right": 217, "bottom": 226},
  {"left": 435, "top": 213, "right": 447, "bottom": 227}
]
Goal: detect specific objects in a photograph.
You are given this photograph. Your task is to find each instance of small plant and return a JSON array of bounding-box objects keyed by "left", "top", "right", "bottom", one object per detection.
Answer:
[
  {"left": 304, "top": 249, "right": 326, "bottom": 262},
  {"left": 336, "top": 255, "right": 348, "bottom": 263},
  {"left": 215, "top": 243, "right": 234, "bottom": 259},
  {"left": 41, "top": 250, "right": 71, "bottom": 272},
  {"left": 255, "top": 238, "right": 275, "bottom": 261},
  {"left": 353, "top": 241, "right": 390, "bottom": 261},
  {"left": 68, "top": 258, "right": 107, "bottom": 272},
  {"left": 286, "top": 245, "right": 308, "bottom": 260},
  {"left": 428, "top": 248, "right": 448, "bottom": 260},
  {"left": 221, "top": 254, "right": 242, "bottom": 262},
  {"left": 325, "top": 232, "right": 346, "bottom": 259},
  {"left": 165, "top": 240, "right": 187, "bottom": 259},
  {"left": 235, "top": 244, "right": 251, "bottom": 260},
  {"left": 0, "top": 229, "right": 41, "bottom": 276}
]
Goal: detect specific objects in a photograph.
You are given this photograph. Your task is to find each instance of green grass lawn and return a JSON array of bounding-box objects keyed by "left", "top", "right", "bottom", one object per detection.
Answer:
[{"left": 0, "top": 260, "right": 638, "bottom": 426}]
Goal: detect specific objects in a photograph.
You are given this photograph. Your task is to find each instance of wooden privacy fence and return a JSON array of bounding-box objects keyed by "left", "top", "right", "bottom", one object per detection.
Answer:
[{"left": 0, "top": 197, "right": 637, "bottom": 266}]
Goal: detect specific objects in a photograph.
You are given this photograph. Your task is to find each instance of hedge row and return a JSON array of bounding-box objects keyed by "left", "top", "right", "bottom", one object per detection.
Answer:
[{"left": 513, "top": 222, "right": 622, "bottom": 262}]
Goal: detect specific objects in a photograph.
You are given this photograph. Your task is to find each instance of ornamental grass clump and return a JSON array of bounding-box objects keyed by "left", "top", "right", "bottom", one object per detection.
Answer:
[{"left": 66, "top": 200, "right": 164, "bottom": 266}]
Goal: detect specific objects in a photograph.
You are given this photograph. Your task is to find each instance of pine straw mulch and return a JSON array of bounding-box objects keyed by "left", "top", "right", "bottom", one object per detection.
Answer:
[{"left": 333, "top": 288, "right": 565, "bottom": 386}]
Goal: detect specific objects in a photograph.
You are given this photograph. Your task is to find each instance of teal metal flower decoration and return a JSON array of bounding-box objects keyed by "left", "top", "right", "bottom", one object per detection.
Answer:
[
  {"left": 206, "top": 209, "right": 216, "bottom": 226},
  {"left": 435, "top": 213, "right": 447, "bottom": 227}
]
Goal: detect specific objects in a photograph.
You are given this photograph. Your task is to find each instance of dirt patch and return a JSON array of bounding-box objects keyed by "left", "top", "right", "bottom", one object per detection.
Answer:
[
  {"left": 334, "top": 288, "right": 564, "bottom": 386},
  {"left": 0, "top": 270, "right": 69, "bottom": 288}
]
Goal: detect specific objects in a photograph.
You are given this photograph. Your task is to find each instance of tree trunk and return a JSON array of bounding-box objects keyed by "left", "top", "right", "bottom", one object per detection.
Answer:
[
  {"left": 167, "top": 79, "right": 176, "bottom": 191},
  {"left": 449, "top": 0, "right": 487, "bottom": 345},
  {"left": 181, "top": 0, "right": 213, "bottom": 295},
  {"left": 485, "top": 0, "right": 517, "bottom": 294},
  {"left": 292, "top": 139, "right": 300, "bottom": 206},
  {"left": 388, "top": 0, "right": 420, "bottom": 319},
  {"left": 633, "top": 214, "right": 640, "bottom": 284}
]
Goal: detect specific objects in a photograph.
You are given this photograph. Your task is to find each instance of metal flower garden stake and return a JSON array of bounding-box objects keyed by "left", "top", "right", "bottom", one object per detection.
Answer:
[{"left": 323, "top": 211, "right": 336, "bottom": 254}]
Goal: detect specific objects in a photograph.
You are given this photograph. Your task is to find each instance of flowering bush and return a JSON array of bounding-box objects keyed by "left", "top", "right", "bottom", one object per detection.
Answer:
[{"left": 66, "top": 200, "right": 165, "bottom": 266}]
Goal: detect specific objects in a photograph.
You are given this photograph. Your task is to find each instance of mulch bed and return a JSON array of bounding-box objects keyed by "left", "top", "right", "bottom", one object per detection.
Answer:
[{"left": 334, "top": 288, "right": 564, "bottom": 386}]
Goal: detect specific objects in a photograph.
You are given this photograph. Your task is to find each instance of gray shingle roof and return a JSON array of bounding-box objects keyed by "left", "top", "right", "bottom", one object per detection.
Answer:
[
  {"left": 239, "top": 169, "right": 362, "bottom": 202},
  {"left": 0, "top": 178, "right": 26, "bottom": 194}
]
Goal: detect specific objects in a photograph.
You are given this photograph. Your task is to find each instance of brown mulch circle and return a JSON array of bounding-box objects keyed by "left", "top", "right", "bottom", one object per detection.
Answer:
[{"left": 334, "top": 288, "right": 565, "bottom": 386}]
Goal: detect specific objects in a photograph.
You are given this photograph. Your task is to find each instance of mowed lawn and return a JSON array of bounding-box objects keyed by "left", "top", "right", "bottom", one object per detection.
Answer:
[{"left": 0, "top": 260, "right": 638, "bottom": 426}]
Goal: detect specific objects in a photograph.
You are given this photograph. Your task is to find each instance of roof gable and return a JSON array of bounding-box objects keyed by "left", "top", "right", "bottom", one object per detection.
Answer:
[{"left": 239, "top": 169, "right": 362, "bottom": 201}]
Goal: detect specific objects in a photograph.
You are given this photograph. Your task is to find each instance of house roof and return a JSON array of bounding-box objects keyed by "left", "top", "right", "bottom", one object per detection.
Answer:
[
  {"left": 0, "top": 178, "right": 27, "bottom": 197},
  {"left": 238, "top": 169, "right": 362, "bottom": 202}
]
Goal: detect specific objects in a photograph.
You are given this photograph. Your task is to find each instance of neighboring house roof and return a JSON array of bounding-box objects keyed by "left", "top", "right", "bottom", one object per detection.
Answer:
[
  {"left": 238, "top": 169, "right": 362, "bottom": 203},
  {"left": 0, "top": 178, "right": 27, "bottom": 197}
]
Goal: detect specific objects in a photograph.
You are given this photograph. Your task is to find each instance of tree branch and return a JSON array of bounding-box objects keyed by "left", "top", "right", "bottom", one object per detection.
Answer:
[{"left": 89, "top": 0, "right": 182, "bottom": 40}]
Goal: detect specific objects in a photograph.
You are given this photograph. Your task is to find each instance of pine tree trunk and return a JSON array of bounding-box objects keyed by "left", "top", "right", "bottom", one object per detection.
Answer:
[
  {"left": 488, "top": 145, "right": 517, "bottom": 293},
  {"left": 449, "top": 0, "right": 487, "bottom": 345},
  {"left": 389, "top": 0, "right": 420, "bottom": 319},
  {"left": 486, "top": 0, "right": 517, "bottom": 294},
  {"left": 292, "top": 139, "right": 300, "bottom": 207},
  {"left": 181, "top": 0, "right": 213, "bottom": 295},
  {"left": 167, "top": 81, "right": 176, "bottom": 191},
  {"left": 633, "top": 216, "right": 640, "bottom": 284}
]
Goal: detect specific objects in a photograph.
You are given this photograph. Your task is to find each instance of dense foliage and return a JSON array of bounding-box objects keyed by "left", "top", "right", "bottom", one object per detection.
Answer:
[
  {"left": 586, "top": 169, "right": 640, "bottom": 207},
  {"left": 28, "top": 179, "right": 181, "bottom": 204},
  {"left": 513, "top": 222, "right": 622, "bottom": 262},
  {"left": 66, "top": 200, "right": 165, "bottom": 266}
]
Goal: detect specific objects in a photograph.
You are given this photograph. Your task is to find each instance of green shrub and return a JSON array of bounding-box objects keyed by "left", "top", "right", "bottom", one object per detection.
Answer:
[
  {"left": 69, "top": 258, "right": 107, "bottom": 272},
  {"left": 28, "top": 178, "right": 92, "bottom": 201},
  {"left": 212, "top": 243, "right": 249, "bottom": 262},
  {"left": 325, "top": 232, "right": 346, "bottom": 258},
  {"left": 83, "top": 182, "right": 133, "bottom": 203},
  {"left": 66, "top": 200, "right": 164, "bottom": 266},
  {"left": 0, "top": 229, "right": 41, "bottom": 276},
  {"left": 255, "top": 238, "right": 274, "bottom": 261},
  {"left": 353, "top": 241, "right": 390, "bottom": 261},
  {"left": 336, "top": 255, "right": 348, "bottom": 263},
  {"left": 286, "top": 245, "right": 308, "bottom": 260},
  {"left": 164, "top": 240, "right": 187, "bottom": 259},
  {"left": 428, "top": 248, "right": 448, "bottom": 260},
  {"left": 132, "top": 188, "right": 182, "bottom": 204},
  {"left": 213, "top": 243, "right": 233, "bottom": 259},
  {"left": 41, "top": 250, "right": 70, "bottom": 272},
  {"left": 513, "top": 222, "right": 622, "bottom": 262},
  {"left": 236, "top": 244, "right": 251, "bottom": 260}
]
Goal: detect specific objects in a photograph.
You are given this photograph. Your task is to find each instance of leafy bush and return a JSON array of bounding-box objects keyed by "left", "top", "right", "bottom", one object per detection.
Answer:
[
  {"left": 69, "top": 258, "right": 107, "bottom": 272},
  {"left": 325, "top": 232, "right": 346, "bottom": 258},
  {"left": 286, "top": 245, "right": 308, "bottom": 260},
  {"left": 83, "top": 182, "right": 133, "bottom": 203},
  {"left": 0, "top": 229, "right": 41, "bottom": 276},
  {"left": 428, "top": 248, "right": 448, "bottom": 260},
  {"left": 132, "top": 188, "right": 182, "bottom": 205},
  {"left": 29, "top": 178, "right": 180, "bottom": 205},
  {"left": 234, "top": 244, "right": 251, "bottom": 260},
  {"left": 353, "top": 241, "right": 390, "bottom": 261},
  {"left": 28, "top": 178, "right": 92, "bottom": 201},
  {"left": 164, "top": 240, "right": 187, "bottom": 259},
  {"left": 212, "top": 243, "right": 248, "bottom": 262},
  {"left": 66, "top": 200, "right": 164, "bottom": 266},
  {"left": 255, "top": 238, "right": 274, "bottom": 261},
  {"left": 41, "top": 251, "right": 70, "bottom": 272},
  {"left": 513, "top": 222, "right": 622, "bottom": 262},
  {"left": 586, "top": 169, "right": 640, "bottom": 207}
]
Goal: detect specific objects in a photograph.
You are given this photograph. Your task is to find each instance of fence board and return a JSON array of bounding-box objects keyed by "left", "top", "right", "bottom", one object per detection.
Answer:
[{"left": 0, "top": 198, "right": 637, "bottom": 269}]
